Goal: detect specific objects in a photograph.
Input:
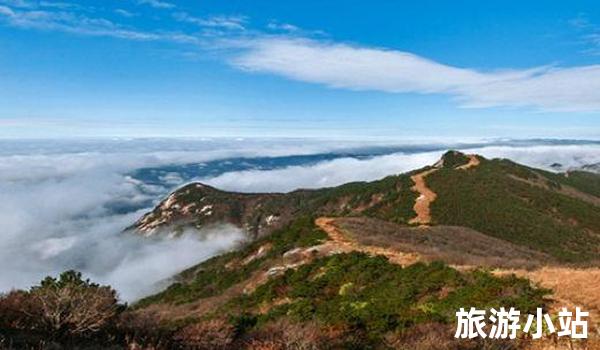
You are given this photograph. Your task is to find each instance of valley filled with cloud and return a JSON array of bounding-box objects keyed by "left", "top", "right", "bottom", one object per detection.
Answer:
[{"left": 1, "top": 138, "right": 599, "bottom": 302}]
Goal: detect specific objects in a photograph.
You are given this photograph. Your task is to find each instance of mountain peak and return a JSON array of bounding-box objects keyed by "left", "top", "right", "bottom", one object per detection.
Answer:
[{"left": 436, "top": 150, "right": 471, "bottom": 169}]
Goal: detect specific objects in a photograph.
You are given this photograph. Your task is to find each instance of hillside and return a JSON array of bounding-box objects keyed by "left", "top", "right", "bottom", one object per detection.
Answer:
[
  {"left": 427, "top": 156, "right": 600, "bottom": 262},
  {"left": 4, "top": 150, "right": 600, "bottom": 349},
  {"left": 134, "top": 217, "right": 550, "bottom": 349},
  {"left": 125, "top": 151, "right": 600, "bottom": 348}
]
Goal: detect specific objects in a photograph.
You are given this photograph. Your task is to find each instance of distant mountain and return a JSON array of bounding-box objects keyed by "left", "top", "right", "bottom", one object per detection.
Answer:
[
  {"left": 581, "top": 162, "right": 600, "bottom": 174},
  {"left": 133, "top": 170, "right": 417, "bottom": 238},
  {"left": 547, "top": 161, "right": 600, "bottom": 174}
]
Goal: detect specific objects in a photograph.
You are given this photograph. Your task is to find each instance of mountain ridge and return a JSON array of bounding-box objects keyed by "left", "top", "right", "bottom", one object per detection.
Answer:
[
  {"left": 133, "top": 150, "right": 600, "bottom": 263},
  {"left": 132, "top": 150, "right": 478, "bottom": 236}
]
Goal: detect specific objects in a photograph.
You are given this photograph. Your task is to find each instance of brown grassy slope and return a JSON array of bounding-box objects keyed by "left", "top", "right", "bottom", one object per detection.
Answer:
[{"left": 334, "top": 216, "right": 553, "bottom": 269}]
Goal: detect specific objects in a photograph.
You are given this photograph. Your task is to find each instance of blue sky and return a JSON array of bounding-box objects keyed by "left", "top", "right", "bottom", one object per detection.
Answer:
[{"left": 1, "top": 0, "right": 600, "bottom": 139}]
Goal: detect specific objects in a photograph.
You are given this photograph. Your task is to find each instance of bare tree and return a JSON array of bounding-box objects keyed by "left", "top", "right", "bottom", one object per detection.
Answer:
[{"left": 27, "top": 270, "right": 121, "bottom": 337}]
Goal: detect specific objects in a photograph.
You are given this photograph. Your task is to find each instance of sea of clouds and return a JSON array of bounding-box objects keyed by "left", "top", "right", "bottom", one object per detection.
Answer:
[
  {"left": 0, "top": 138, "right": 599, "bottom": 302},
  {"left": 203, "top": 144, "right": 600, "bottom": 193},
  {"left": 0, "top": 138, "right": 387, "bottom": 301}
]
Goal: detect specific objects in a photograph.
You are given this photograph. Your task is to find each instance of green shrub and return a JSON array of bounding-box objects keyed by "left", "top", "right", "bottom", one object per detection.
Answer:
[
  {"left": 428, "top": 159, "right": 600, "bottom": 262},
  {"left": 222, "top": 252, "right": 548, "bottom": 343}
]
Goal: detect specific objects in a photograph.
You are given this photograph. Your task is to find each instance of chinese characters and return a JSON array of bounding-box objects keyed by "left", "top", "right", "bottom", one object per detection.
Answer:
[{"left": 455, "top": 307, "right": 588, "bottom": 339}]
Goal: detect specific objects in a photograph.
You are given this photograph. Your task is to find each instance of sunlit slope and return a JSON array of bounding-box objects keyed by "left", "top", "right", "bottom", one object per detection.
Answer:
[{"left": 428, "top": 156, "right": 600, "bottom": 262}]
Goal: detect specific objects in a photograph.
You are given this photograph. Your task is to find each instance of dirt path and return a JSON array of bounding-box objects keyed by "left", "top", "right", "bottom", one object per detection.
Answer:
[
  {"left": 457, "top": 154, "right": 480, "bottom": 170},
  {"left": 408, "top": 154, "right": 480, "bottom": 226},
  {"left": 315, "top": 217, "right": 420, "bottom": 266},
  {"left": 408, "top": 168, "right": 439, "bottom": 226}
]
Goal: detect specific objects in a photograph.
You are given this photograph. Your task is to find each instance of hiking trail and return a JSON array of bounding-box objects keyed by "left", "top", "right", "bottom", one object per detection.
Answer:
[{"left": 409, "top": 154, "right": 480, "bottom": 226}]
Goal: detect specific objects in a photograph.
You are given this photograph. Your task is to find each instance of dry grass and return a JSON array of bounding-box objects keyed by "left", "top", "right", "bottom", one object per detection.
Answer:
[
  {"left": 512, "top": 267, "right": 600, "bottom": 316},
  {"left": 492, "top": 266, "right": 600, "bottom": 342},
  {"left": 173, "top": 319, "right": 235, "bottom": 349},
  {"left": 243, "top": 318, "right": 323, "bottom": 350},
  {"left": 504, "top": 268, "right": 600, "bottom": 350},
  {"left": 315, "top": 217, "right": 420, "bottom": 266},
  {"left": 335, "top": 216, "right": 553, "bottom": 269},
  {"left": 524, "top": 338, "right": 600, "bottom": 350}
]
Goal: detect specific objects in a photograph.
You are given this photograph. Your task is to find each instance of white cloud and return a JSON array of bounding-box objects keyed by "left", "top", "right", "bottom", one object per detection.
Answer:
[
  {"left": 39, "top": 1, "right": 79, "bottom": 10},
  {"left": 137, "top": 0, "right": 174, "bottom": 9},
  {"left": 0, "top": 3, "right": 198, "bottom": 43},
  {"left": 203, "top": 143, "right": 600, "bottom": 193},
  {"left": 2, "top": 1, "right": 600, "bottom": 114},
  {"left": 2, "top": 3, "right": 599, "bottom": 114},
  {"left": 568, "top": 14, "right": 600, "bottom": 56},
  {"left": 115, "top": 8, "right": 136, "bottom": 18},
  {"left": 0, "top": 0, "right": 32, "bottom": 8},
  {"left": 204, "top": 151, "right": 443, "bottom": 193},
  {"left": 468, "top": 144, "right": 600, "bottom": 170},
  {"left": 100, "top": 228, "right": 242, "bottom": 301},
  {"left": 231, "top": 37, "right": 600, "bottom": 112},
  {"left": 174, "top": 12, "right": 246, "bottom": 30},
  {"left": 267, "top": 21, "right": 299, "bottom": 33}
]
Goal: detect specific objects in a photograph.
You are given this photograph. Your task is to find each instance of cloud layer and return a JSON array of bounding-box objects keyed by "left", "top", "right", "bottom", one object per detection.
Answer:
[
  {"left": 232, "top": 37, "right": 600, "bottom": 112},
  {"left": 203, "top": 143, "right": 600, "bottom": 194},
  {"left": 0, "top": 138, "right": 403, "bottom": 301},
  {"left": 205, "top": 151, "right": 442, "bottom": 192}
]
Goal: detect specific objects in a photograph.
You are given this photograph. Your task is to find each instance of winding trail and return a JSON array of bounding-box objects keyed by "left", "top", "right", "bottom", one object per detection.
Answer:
[
  {"left": 457, "top": 154, "right": 481, "bottom": 170},
  {"left": 145, "top": 214, "right": 600, "bottom": 331},
  {"left": 408, "top": 154, "right": 480, "bottom": 226},
  {"left": 408, "top": 168, "right": 439, "bottom": 226}
]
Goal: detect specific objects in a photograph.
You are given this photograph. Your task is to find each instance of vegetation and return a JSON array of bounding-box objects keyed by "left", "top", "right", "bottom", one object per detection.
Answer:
[
  {"left": 428, "top": 158, "right": 600, "bottom": 262},
  {"left": 312, "top": 174, "right": 417, "bottom": 224},
  {"left": 136, "top": 216, "right": 328, "bottom": 307},
  {"left": 0, "top": 271, "right": 125, "bottom": 348},
  {"left": 545, "top": 170, "right": 600, "bottom": 198},
  {"left": 219, "top": 253, "right": 547, "bottom": 346},
  {"left": 134, "top": 248, "right": 549, "bottom": 348},
  {"left": 8, "top": 152, "right": 600, "bottom": 348},
  {"left": 139, "top": 151, "right": 600, "bottom": 265},
  {"left": 136, "top": 170, "right": 418, "bottom": 239},
  {"left": 439, "top": 150, "right": 470, "bottom": 168}
]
